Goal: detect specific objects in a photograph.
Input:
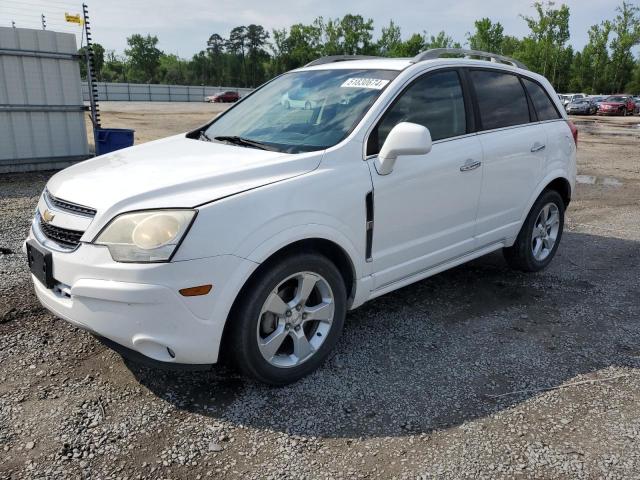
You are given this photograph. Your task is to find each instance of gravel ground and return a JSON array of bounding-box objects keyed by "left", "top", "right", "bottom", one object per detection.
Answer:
[{"left": 1, "top": 112, "right": 640, "bottom": 479}]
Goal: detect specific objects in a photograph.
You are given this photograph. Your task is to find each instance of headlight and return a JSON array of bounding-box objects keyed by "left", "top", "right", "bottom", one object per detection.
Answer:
[{"left": 95, "top": 209, "right": 196, "bottom": 262}]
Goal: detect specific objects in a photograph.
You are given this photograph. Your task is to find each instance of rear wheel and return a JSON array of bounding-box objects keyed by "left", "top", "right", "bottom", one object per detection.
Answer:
[
  {"left": 503, "top": 190, "right": 565, "bottom": 272},
  {"left": 229, "top": 252, "right": 347, "bottom": 385}
]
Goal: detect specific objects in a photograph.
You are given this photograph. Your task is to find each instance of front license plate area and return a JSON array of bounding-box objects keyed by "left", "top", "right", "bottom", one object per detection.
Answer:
[{"left": 26, "top": 240, "right": 54, "bottom": 289}]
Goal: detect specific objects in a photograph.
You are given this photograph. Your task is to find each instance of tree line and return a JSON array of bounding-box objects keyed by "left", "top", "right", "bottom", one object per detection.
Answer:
[{"left": 81, "top": 1, "right": 640, "bottom": 94}]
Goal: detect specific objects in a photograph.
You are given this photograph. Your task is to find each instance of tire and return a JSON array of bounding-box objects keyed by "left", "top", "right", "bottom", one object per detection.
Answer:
[
  {"left": 228, "top": 252, "right": 347, "bottom": 385},
  {"left": 503, "top": 190, "right": 565, "bottom": 272}
]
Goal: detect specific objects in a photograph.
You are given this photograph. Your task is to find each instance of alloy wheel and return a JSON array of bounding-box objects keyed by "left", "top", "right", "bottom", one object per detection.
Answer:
[
  {"left": 256, "top": 272, "right": 335, "bottom": 368},
  {"left": 531, "top": 202, "right": 560, "bottom": 261}
]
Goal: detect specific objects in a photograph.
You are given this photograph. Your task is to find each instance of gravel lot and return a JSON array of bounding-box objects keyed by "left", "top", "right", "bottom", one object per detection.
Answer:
[{"left": 1, "top": 107, "right": 640, "bottom": 479}]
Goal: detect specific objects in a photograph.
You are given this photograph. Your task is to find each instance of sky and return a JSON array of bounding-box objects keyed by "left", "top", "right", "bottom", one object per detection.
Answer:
[{"left": 0, "top": 0, "right": 626, "bottom": 57}]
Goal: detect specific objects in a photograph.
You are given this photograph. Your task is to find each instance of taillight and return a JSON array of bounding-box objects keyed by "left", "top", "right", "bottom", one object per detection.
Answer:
[{"left": 567, "top": 120, "right": 578, "bottom": 147}]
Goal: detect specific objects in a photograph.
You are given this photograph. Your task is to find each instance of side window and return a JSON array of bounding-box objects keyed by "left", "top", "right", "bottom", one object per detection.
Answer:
[
  {"left": 470, "top": 70, "right": 530, "bottom": 130},
  {"left": 368, "top": 70, "right": 466, "bottom": 154},
  {"left": 522, "top": 78, "right": 561, "bottom": 121}
]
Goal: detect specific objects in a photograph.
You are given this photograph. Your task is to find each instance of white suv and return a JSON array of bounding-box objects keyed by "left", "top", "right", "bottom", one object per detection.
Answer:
[{"left": 26, "top": 49, "right": 577, "bottom": 385}]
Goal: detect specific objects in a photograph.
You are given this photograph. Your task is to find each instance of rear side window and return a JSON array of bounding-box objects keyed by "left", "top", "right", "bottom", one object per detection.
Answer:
[
  {"left": 471, "top": 70, "right": 530, "bottom": 130},
  {"left": 522, "top": 78, "right": 561, "bottom": 121},
  {"left": 369, "top": 70, "right": 466, "bottom": 154}
]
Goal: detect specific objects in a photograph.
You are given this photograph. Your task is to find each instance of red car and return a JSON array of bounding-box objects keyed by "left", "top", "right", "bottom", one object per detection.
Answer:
[
  {"left": 597, "top": 95, "right": 635, "bottom": 116},
  {"left": 204, "top": 91, "right": 240, "bottom": 103}
]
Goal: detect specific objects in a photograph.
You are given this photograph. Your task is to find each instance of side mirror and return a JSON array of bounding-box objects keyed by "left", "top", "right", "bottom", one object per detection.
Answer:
[{"left": 375, "top": 122, "right": 432, "bottom": 175}]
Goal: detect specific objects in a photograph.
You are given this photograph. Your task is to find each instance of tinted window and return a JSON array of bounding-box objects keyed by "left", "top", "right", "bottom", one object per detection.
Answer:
[
  {"left": 369, "top": 70, "right": 466, "bottom": 154},
  {"left": 471, "top": 70, "right": 530, "bottom": 130},
  {"left": 522, "top": 78, "right": 561, "bottom": 121}
]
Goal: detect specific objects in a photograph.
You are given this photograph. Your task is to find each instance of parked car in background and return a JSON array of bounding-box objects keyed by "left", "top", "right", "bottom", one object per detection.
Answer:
[
  {"left": 633, "top": 96, "right": 640, "bottom": 114},
  {"left": 566, "top": 98, "right": 598, "bottom": 115},
  {"left": 560, "top": 93, "right": 587, "bottom": 107},
  {"left": 26, "top": 50, "right": 576, "bottom": 385},
  {"left": 205, "top": 91, "right": 240, "bottom": 103},
  {"left": 597, "top": 95, "right": 635, "bottom": 116}
]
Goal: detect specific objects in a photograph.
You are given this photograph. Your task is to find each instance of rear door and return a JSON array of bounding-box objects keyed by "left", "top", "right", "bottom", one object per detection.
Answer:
[
  {"left": 469, "top": 68, "right": 547, "bottom": 246},
  {"left": 521, "top": 77, "right": 570, "bottom": 181}
]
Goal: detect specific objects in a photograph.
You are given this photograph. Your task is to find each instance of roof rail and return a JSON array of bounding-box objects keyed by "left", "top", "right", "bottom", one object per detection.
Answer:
[
  {"left": 304, "top": 55, "right": 382, "bottom": 67},
  {"left": 412, "top": 48, "right": 528, "bottom": 70}
]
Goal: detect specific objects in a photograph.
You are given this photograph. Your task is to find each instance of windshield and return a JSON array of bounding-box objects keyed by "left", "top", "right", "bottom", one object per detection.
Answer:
[
  {"left": 606, "top": 96, "right": 626, "bottom": 102},
  {"left": 203, "top": 69, "right": 399, "bottom": 153}
]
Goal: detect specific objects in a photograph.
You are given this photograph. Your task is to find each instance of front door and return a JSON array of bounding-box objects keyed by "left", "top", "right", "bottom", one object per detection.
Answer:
[{"left": 366, "top": 69, "right": 483, "bottom": 290}]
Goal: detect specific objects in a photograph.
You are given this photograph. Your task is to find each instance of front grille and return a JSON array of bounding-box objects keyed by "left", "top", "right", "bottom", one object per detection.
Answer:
[
  {"left": 45, "top": 190, "right": 96, "bottom": 217},
  {"left": 39, "top": 217, "right": 84, "bottom": 249}
]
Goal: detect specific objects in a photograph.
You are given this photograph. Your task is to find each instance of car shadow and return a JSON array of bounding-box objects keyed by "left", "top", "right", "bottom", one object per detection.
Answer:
[{"left": 125, "top": 231, "right": 640, "bottom": 438}]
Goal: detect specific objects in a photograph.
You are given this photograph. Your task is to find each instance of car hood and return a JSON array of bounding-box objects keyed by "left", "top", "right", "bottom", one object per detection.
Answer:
[{"left": 47, "top": 134, "right": 321, "bottom": 215}]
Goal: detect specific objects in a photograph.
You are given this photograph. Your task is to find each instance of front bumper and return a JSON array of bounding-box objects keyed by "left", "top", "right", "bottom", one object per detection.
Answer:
[{"left": 26, "top": 230, "right": 257, "bottom": 365}]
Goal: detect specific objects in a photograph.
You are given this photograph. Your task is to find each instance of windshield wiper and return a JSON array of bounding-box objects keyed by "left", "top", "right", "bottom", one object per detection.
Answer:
[
  {"left": 199, "top": 130, "right": 212, "bottom": 142},
  {"left": 213, "top": 135, "right": 276, "bottom": 151}
]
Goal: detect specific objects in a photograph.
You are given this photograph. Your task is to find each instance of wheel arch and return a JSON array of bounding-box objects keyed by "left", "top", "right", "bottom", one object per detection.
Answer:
[
  {"left": 524, "top": 173, "right": 572, "bottom": 221},
  {"left": 545, "top": 177, "right": 571, "bottom": 207},
  {"left": 218, "top": 236, "right": 359, "bottom": 363},
  {"left": 509, "top": 173, "right": 572, "bottom": 247}
]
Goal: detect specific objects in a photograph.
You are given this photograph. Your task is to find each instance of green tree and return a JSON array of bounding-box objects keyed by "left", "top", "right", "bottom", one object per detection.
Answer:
[
  {"left": 339, "top": 14, "right": 375, "bottom": 54},
  {"left": 205, "top": 33, "right": 228, "bottom": 85},
  {"left": 425, "top": 31, "right": 460, "bottom": 49},
  {"left": 246, "top": 24, "right": 270, "bottom": 86},
  {"left": 228, "top": 26, "right": 248, "bottom": 85},
  {"left": 519, "top": 1, "right": 571, "bottom": 89},
  {"left": 625, "top": 61, "right": 640, "bottom": 93},
  {"left": 270, "top": 27, "right": 290, "bottom": 74},
  {"left": 101, "top": 50, "right": 127, "bottom": 82},
  {"left": 467, "top": 18, "right": 505, "bottom": 53},
  {"left": 377, "top": 20, "right": 402, "bottom": 56},
  {"left": 124, "top": 34, "right": 163, "bottom": 83},
  {"left": 286, "top": 22, "right": 323, "bottom": 67},
  {"left": 159, "top": 54, "right": 189, "bottom": 84},
  {"left": 321, "top": 17, "right": 343, "bottom": 55},
  {"left": 78, "top": 43, "right": 105, "bottom": 80},
  {"left": 609, "top": 1, "right": 640, "bottom": 92},
  {"left": 581, "top": 21, "right": 612, "bottom": 93}
]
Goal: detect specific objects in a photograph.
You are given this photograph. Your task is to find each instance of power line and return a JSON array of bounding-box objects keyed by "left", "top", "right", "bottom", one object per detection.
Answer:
[
  {"left": 0, "top": 4, "right": 78, "bottom": 13},
  {"left": 2, "top": 0, "right": 82, "bottom": 9}
]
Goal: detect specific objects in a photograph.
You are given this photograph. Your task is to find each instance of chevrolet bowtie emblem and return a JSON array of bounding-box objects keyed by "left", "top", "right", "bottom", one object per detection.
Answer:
[{"left": 42, "top": 209, "right": 55, "bottom": 223}]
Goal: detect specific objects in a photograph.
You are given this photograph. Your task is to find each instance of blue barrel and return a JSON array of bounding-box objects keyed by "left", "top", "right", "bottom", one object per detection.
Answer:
[{"left": 95, "top": 128, "right": 135, "bottom": 155}]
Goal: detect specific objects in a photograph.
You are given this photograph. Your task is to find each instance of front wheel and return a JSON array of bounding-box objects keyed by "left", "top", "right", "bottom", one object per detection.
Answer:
[
  {"left": 503, "top": 190, "right": 565, "bottom": 272},
  {"left": 228, "top": 253, "right": 347, "bottom": 385}
]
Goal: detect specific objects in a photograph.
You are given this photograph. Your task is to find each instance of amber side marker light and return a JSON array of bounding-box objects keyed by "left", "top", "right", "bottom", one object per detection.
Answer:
[{"left": 179, "top": 284, "right": 213, "bottom": 296}]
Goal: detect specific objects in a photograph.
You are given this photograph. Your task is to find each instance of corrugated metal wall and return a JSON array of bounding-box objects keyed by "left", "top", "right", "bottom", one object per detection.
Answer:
[
  {"left": 0, "top": 27, "right": 90, "bottom": 173},
  {"left": 81, "top": 82, "right": 254, "bottom": 102}
]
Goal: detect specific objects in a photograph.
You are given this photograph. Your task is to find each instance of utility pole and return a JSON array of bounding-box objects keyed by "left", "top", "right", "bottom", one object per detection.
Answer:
[
  {"left": 11, "top": 21, "right": 15, "bottom": 28},
  {"left": 41, "top": 14, "right": 46, "bottom": 30}
]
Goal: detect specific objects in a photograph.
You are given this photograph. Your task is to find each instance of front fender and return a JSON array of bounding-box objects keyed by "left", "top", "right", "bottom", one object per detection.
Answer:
[{"left": 243, "top": 223, "right": 371, "bottom": 309}]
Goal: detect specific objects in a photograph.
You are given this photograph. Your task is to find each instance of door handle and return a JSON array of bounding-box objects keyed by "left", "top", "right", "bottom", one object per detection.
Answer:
[
  {"left": 531, "top": 143, "right": 546, "bottom": 152},
  {"left": 460, "top": 159, "right": 482, "bottom": 172}
]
